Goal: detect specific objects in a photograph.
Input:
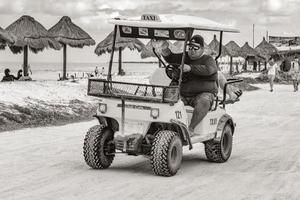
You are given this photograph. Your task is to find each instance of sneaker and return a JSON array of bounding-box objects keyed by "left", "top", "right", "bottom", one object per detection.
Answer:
[
  {"left": 188, "top": 127, "right": 195, "bottom": 137},
  {"left": 234, "top": 89, "right": 243, "bottom": 99}
]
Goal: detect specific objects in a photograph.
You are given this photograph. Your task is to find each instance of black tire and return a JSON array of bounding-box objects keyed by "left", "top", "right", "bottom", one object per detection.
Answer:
[
  {"left": 83, "top": 125, "right": 115, "bottom": 169},
  {"left": 205, "top": 124, "right": 233, "bottom": 163},
  {"left": 150, "top": 130, "right": 182, "bottom": 176}
]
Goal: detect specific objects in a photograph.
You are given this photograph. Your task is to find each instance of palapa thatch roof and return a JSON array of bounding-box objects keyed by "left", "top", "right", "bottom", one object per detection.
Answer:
[
  {"left": 0, "top": 26, "right": 15, "bottom": 49},
  {"left": 240, "top": 42, "right": 258, "bottom": 58},
  {"left": 173, "top": 41, "right": 215, "bottom": 56},
  {"left": 95, "top": 27, "right": 144, "bottom": 56},
  {"left": 208, "top": 35, "right": 231, "bottom": 57},
  {"left": 141, "top": 40, "right": 215, "bottom": 59},
  {"left": 141, "top": 40, "right": 178, "bottom": 59},
  {"left": 48, "top": 16, "right": 95, "bottom": 48},
  {"left": 225, "top": 41, "right": 241, "bottom": 57},
  {"left": 255, "top": 37, "right": 278, "bottom": 60},
  {"left": 6, "top": 15, "right": 61, "bottom": 54}
]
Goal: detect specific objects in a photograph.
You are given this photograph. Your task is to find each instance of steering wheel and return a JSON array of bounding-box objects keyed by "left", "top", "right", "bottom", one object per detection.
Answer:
[
  {"left": 165, "top": 64, "right": 179, "bottom": 80},
  {"left": 165, "top": 64, "right": 188, "bottom": 83}
]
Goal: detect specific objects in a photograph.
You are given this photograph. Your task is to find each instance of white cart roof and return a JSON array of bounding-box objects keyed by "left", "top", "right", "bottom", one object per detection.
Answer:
[{"left": 109, "top": 14, "right": 239, "bottom": 33}]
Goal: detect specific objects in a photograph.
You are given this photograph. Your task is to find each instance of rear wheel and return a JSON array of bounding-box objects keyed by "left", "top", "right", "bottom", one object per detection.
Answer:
[
  {"left": 204, "top": 124, "right": 233, "bottom": 162},
  {"left": 83, "top": 125, "right": 115, "bottom": 169},
  {"left": 150, "top": 130, "right": 182, "bottom": 176}
]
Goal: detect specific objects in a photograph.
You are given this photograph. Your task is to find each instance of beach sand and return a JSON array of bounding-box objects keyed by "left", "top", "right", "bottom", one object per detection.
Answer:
[{"left": 0, "top": 83, "right": 299, "bottom": 200}]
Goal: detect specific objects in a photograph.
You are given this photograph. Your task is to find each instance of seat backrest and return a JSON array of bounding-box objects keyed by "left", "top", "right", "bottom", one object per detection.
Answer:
[{"left": 149, "top": 68, "right": 171, "bottom": 86}]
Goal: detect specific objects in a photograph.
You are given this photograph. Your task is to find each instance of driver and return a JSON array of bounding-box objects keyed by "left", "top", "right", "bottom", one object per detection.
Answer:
[{"left": 153, "top": 35, "right": 218, "bottom": 135}]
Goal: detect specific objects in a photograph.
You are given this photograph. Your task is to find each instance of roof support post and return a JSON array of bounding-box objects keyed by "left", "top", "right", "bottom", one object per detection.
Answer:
[
  {"left": 108, "top": 25, "right": 118, "bottom": 81},
  {"left": 215, "top": 31, "right": 223, "bottom": 60},
  {"left": 178, "top": 29, "right": 191, "bottom": 90}
]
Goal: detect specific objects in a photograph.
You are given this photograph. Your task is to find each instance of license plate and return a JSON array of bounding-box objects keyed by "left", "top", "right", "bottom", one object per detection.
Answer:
[{"left": 124, "top": 121, "right": 147, "bottom": 134}]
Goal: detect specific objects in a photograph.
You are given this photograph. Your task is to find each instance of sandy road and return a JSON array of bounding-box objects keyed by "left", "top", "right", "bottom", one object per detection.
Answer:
[{"left": 1, "top": 84, "right": 300, "bottom": 200}]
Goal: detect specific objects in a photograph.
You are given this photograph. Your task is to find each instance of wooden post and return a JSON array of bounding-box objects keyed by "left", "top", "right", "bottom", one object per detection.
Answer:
[
  {"left": 264, "top": 61, "right": 267, "bottom": 70},
  {"left": 229, "top": 56, "right": 233, "bottom": 75},
  {"left": 23, "top": 45, "right": 28, "bottom": 76},
  {"left": 63, "top": 44, "right": 67, "bottom": 80},
  {"left": 158, "top": 58, "right": 162, "bottom": 68},
  {"left": 244, "top": 59, "right": 248, "bottom": 71},
  {"left": 118, "top": 47, "right": 122, "bottom": 75},
  {"left": 235, "top": 61, "right": 239, "bottom": 73}
]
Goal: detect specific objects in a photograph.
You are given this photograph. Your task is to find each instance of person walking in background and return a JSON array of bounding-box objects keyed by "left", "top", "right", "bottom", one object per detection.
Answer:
[
  {"left": 290, "top": 57, "right": 300, "bottom": 92},
  {"left": 1, "top": 68, "right": 18, "bottom": 82},
  {"left": 94, "top": 66, "right": 99, "bottom": 77},
  {"left": 101, "top": 67, "right": 105, "bottom": 76},
  {"left": 28, "top": 64, "right": 32, "bottom": 75},
  {"left": 267, "top": 57, "right": 278, "bottom": 92}
]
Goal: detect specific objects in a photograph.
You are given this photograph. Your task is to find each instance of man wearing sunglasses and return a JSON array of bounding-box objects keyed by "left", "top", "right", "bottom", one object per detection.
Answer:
[{"left": 153, "top": 35, "right": 218, "bottom": 136}]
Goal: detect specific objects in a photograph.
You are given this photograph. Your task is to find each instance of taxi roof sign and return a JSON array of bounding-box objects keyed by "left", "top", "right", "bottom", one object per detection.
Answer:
[
  {"left": 141, "top": 14, "right": 161, "bottom": 22},
  {"left": 109, "top": 14, "right": 239, "bottom": 33}
]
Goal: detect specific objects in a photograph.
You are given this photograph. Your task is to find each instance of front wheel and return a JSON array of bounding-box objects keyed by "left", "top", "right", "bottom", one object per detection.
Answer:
[
  {"left": 150, "top": 130, "right": 182, "bottom": 176},
  {"left": 83, "top": 125, "right": 115, "bottom": 169},
  {"left": 204, "top": 124, "right": 233, "bottom": 163}
]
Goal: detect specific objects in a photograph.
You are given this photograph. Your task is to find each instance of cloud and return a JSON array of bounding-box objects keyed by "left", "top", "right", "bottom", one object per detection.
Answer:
[{"left": 0, "top": 0, "right": 25, "bottom": 14}]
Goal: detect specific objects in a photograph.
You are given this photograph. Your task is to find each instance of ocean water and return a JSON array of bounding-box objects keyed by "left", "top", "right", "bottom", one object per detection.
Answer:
[
  {"left": 0, "top": 60, "right": 240, "bottom": 81},
  {"left": 0, "top": 62, "right": 158, "bottom": 81}
]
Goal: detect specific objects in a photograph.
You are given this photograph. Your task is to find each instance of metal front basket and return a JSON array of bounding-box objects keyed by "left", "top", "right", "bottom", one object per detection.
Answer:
[{"left": 88, "top": 79, "right": 179, "bottom": 103}]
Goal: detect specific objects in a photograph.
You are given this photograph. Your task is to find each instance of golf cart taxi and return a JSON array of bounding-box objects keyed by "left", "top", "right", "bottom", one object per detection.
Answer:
[{"left": 84, "top": 14, "right": 241, "bottom": 176}]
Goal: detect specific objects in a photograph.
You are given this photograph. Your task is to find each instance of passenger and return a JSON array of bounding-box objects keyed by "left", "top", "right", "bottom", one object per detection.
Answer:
[
  {"left": 95, "top": 66, "right": 99, "bottom": 77},
  {"left": 290, "top": 57, "right": 300, "bottom": 92},
  {"left": 1, "top": 68, "right": 17, "bottom": 82}
]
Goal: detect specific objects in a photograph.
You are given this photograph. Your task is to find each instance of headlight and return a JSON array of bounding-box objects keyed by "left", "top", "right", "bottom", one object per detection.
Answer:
[
  {"left": 99, "top": 103, "right": 107, "bottom": 114},
  {"left": 150, "top": 108, "right": 159, "bottom": 119}
]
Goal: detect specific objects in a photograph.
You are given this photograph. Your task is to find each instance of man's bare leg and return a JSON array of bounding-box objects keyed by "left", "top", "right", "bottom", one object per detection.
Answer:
[{"left": 188, "top": 93, "right": 214, "bottom": 133}]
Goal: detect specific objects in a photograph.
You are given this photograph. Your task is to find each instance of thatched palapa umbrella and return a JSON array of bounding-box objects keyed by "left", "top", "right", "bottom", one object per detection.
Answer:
[
  {"left": 225, "top": 41, "right": 241, "bottom": 74},
  {"left": 0, "top": 26, "right": 15, "bottom": 49},
  {"left": 255, "top": 37, "right": 278, "bottom": 59},
  {"left": 95, "top": 27, "right": 144, "bottom": 75},
  {"left": 240, "top": 42, "right": 259, "bottom": 71},
  {"left": 141, "top": 40, "right": 214, "bottom": 58},
  {"left": 240, "top": 42, "right": 257, "bottom": 58},
  {"left": 208, "top": 35, "right": 230, "bottom": 57},
  {"left": 255, "top": 37, "right": 278, "bottom": 71},
  {"left": 6, "top": 15, "right": 60, "bottom": 76},
  {"left": 49, "top": 16, "right": 95, "bottom": 80},
  {"left": 172, "top": 41, "right": 215, "bottom": 55},
  {"left": 141, "top": 40, "right": 167, "bottom": 67}
]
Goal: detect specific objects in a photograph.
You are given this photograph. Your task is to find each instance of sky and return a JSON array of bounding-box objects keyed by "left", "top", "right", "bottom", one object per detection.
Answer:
[{"left": 1, "top": 0, "right": 300, "bottom": 64}]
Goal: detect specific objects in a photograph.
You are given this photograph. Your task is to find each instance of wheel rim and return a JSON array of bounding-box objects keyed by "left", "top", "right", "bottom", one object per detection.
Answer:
[
  {"left": 171, "top": 146, "right": 178, "bottom": 163},
  {"left": 102, "top": 130, "right": 114, "bottom": 156},
  {"left": 222, "top": 127, "right": 232, "bottom": 156},
  {"left": 169, "top": 138, "right": 182, "bottom": 170}
]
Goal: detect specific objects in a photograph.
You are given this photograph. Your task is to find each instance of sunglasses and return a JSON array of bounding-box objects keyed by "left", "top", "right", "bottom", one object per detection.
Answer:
[{"left": 188, "top": 43, "right": 201, "bottom": 50}]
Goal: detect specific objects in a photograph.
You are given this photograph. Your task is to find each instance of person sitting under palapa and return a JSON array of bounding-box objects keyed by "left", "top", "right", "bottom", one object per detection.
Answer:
[{"left": 1, "top": 68, "right": 18, "bottom": 82}]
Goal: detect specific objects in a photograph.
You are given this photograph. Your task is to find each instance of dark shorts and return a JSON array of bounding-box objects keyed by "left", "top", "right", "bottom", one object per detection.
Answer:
[{"left": 181, "top": 92, "right": 215, "bottom": 108}]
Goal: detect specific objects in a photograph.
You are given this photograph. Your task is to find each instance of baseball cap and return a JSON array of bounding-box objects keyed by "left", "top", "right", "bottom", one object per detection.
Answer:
[{"left": 189, "top": 35, "right": 204, "bottom": 47}]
